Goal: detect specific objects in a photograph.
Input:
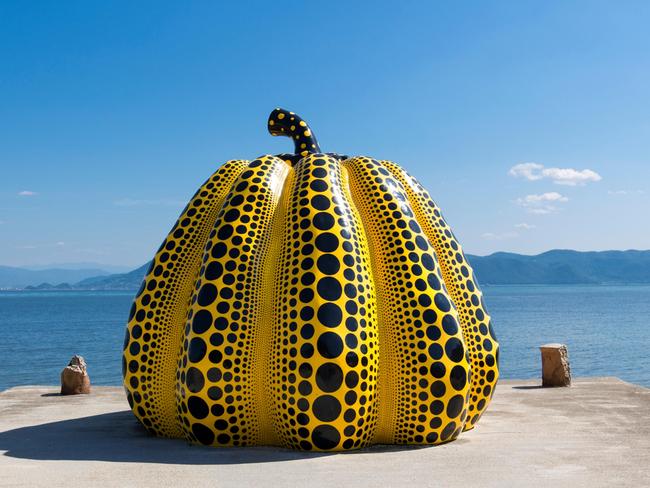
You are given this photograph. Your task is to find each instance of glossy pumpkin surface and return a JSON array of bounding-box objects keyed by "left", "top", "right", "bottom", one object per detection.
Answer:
[{"left": 122, "top": 109, "right": 499, "bottom": 451}]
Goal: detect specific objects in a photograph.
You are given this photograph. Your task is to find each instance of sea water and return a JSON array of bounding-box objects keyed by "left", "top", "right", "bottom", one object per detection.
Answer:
[{"left": 0, "top": 285, "right": 648, "bottom": 390}]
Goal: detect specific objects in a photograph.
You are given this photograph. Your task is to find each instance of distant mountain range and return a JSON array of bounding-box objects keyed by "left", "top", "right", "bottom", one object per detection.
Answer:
[
  {"left": 71, "top": 263, "right": 151, "bottom": 290},
  {"left": 468, "top": 250, "right": 650, "bottom": 285},
  {"left": 2, "top": 250, "right": 650, "bottom": 290},
  {"left": 0, "top": 266, "right": 111, "bottom": 289}
]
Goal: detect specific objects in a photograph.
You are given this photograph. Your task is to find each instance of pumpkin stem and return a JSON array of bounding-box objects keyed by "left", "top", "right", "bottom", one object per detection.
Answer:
[{"left": 268, "top": 108, "right": 321, "bottom": 157}]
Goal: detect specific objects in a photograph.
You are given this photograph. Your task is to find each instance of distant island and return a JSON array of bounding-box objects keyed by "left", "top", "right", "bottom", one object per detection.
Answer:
[
  {"left": 19, "top": 263, "right": 150, "bottom": 291},
  {"left": 1, "top": 250, "right": 649, "bottom": 290},
  {"left": 469, "top": 249, "right": 650, "bottom": 285}
]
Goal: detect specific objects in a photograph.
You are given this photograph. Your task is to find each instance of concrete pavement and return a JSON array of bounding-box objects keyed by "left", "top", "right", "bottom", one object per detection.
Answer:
[{"left": 1, "top": 378, "right": 649, "bottom": 487}]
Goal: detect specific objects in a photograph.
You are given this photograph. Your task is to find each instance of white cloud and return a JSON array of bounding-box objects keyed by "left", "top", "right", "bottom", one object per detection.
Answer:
[
  {"left": 482, "top": 231, "right": 519, "bottom": 241},
  {"left": 544, "top": 167, "right": 602, "bottom": 186},
  {"left": 113, "top": 198, "right": 185, "bottom": 207},
  {"left": 508, "top": 162, "right": 544, "bottom": 181},
  {"left": 56, "top": 241, "right": 65, "bottom": 246},
  {"left": 515, "top": 223, "right": 536, "bottom": 230},
  {"left": 515, "top": 192, "right": 568, "bottom": 214},
  {"left": 18, "top": 190, "right": 38, "bottom": 196},
  {"left": 519, "top": 192, "right": 568, "bottom": 203},
  {"left": 509, "top": 162, "right": 602, "bottom": 186}
]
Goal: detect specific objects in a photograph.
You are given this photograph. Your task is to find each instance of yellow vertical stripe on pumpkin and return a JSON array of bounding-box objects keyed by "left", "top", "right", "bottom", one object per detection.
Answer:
[
  {"left": 381, "top": 161, "right": 499, "bottom": 430},
  {"left": 123, "top": 159, "right": 248, "bottom": 438},
  {"left": 175, "top": 156, "right": 290, "bottom": 446},
  {"left": 344, "top": 157, "right": 472, "bottom": 444}
]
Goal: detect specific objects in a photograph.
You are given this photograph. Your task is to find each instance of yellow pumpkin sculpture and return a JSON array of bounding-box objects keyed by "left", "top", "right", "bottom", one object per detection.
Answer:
[{"left": 123, "top": 108, "right": 499, "bottom": 451}]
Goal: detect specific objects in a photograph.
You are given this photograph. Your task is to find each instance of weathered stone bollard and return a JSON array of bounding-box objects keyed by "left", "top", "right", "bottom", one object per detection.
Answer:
[
  {"left": 539, "top": 343, "right": 571, "bottom": 387},
  {"left": 60, "top": 355, "right": 91, "bottom": 395}
]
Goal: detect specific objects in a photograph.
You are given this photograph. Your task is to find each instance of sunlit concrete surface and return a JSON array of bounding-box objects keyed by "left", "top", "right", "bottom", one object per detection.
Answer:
[{"left": 1, "top": 378, "right": 648, "bottom": 487}]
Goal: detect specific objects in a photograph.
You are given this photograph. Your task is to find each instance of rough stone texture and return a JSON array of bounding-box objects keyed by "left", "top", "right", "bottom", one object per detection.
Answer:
[
  {"left": 60, "top": 355, "right": 91, "bottom": 395},
  {"left": 1, "top": 378, "right": 649, "bottom": 487},
  {"left": 540, "top": 343, "right": 571, "bottom": 387}
]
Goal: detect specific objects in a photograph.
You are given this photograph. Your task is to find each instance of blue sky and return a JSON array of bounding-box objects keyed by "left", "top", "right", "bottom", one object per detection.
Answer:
[{"left": 1, "top": 1, "right": 649, "bottom": 268}]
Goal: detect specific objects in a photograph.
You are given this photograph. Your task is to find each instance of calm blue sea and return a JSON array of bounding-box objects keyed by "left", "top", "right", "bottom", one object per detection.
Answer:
[{"left": 1, "top": 285, "right": 648, "bottom": 390}]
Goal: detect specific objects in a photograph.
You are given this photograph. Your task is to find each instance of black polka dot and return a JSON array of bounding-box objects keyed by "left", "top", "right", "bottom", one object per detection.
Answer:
[
  {"left": 214, "top": 317, "right": 228, "bottom": 330},
  {"left": 423, "top": 309, "right": 437, "bottom": 324},
  {"left": 427, "top": 273, "right": 441, "bottom": 290},
  {"left": 415, "top": 235, "right": 428, "bottom": 251},
  {"left": 207, "top": 367, "right": 221, "bottom": 382},
  {"left": 299, "top": 380, "right": 312, "bottom": 395},
  {"left": 421, "top": 254, "right": 435, "bottom": 271},
  {"left": 317, "top": 303, "right": 342, "bottom": 328},
  {"left": 192, "top": 423, "right": 214, "bottom": 445},
  {"left": 186, "top": 367, "right": 204, "bottom": 393},
  {"left": 345, "top": 351, "right": 359, "bottom": 367},
  {"left": 223, "top": 208, "right": 240, "bottom": 222},
  {"left": 316, "top": 363, "right": 343, "bottom": 392},
  {"left": 301, "top": 343, "right": 314, "bottom": 358},
  {"left": 131, "top": 325, "right": 142, "bottom": 340},
  {"left": 197, "top": 283, "right": 218, "bottom": 306},
  {"left": 204, "top": 261, "right": 223, "bottom": 281},
  {"left": 299, "top": 288, "right": 314, "bottom": 303},
  {"left": 312, "top": 395, "right": 342, "bottom": 422},
  {"left": 317, "top": 254, "right": 340, "bottom": 275},
  {"left": 208, "top": 350, "right": 222, "bottom": 363},
  {"left": 428, "top": 343, "right": 443, "bottom": 360},
  {"left": 207, "top": 386, "right": 222, "bottom": 400},
  {"left": 217, "top": 224, "right": 233, "bottom": 240},
  {"left": 317, "top": 332, "right": 344, "bottom": 359},
  {"left": 192, "top": 310, "right": 213, "bottom": 334},
  {"left": 447, "top": 394, "right": 464, "bottom": 418},
  {"left": 301, "top": 272, "right": 315, "bottom": 286},
  {"left": 430, "top": 400, "right": 444, "bottom": 415},
  {"left": 312, "top": 424, "right": 340, "bottom": 450},
  {"left": 310, "top": 180, "right": 328, "bottom": 192},
  {"left": 311, "top": 195, "right": 330, "bottom": 210},
  {"left": 299, "top": 362, "right": 313, "bottom": 378},
  {"left": 434, "top": 293, "right": 451, "bottom": 313},
  {"left": 426, "top": 325, "right": 441, "bottom": 341},
  {"left": 188, "top": 337, "right": 207, "bottom": 362},
  {"left": 430, "top": 380, "right": 446, "bottom": 398},
  {"left": 128, "top": 360, "right": 138, "bottom": 374},
  {"left": 211, "top": 242, "right": 227, "bottom": 259},
  {"left": 445, "top": 337, "right": 464, "bottom": 362},
  {"left": 188, "top": 396, "right": 209, "bottom": 419},
  {"left": 315, "top": 233, "right": 339, "bottom": 252},
  {"left": 345, "top": 370, "right": 359, "bottom": 388},
  {"left": 441, "top": 421, "right": 457, "bottom": 441},
  {"left": 317, "top": 277, "right": 342, "bottom": 301},
  {"left": 313, "top": 212, "right": 334, "bottom": 230},
  {"left": 300, "top": 323, "right": 315, "bottom": 339},
  {"left": 441, "top": 314, "right": 458, "bottom": 335},
  {"left": 217, "top": 433, "right": 231, "bottom": 444},
  {"left": 426, "top": 432, "right": 438, "bottom": 443},
  {"left": 450, "top": 365, "right": 467, "bottom": 391}
]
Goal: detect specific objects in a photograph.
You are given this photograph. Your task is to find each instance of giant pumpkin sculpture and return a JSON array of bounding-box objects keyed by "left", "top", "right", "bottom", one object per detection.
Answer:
[{"left": 123, "top": 109, "right": 499, "bottom": 451}]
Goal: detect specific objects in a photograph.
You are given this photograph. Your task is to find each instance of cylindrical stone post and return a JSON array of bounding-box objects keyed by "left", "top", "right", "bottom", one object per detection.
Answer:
[{"left": 539, "top": 343, "right": 571, "bottom": 387}]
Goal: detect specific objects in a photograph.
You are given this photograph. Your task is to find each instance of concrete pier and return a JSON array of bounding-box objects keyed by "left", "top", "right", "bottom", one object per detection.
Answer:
[{"left": 1, "top": 378, "right": 649, "bottom": 487}]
